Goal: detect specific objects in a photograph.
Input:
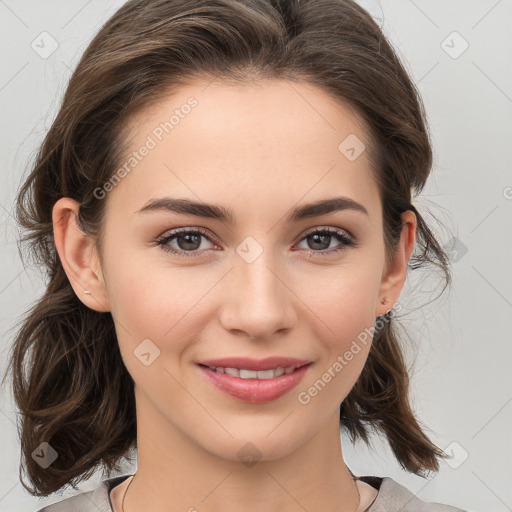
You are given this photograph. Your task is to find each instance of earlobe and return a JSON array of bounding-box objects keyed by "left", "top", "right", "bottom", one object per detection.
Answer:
[
  {"left": 52, "top": 197, "right": 110, "bottom": 312},
  {"left": 375, "top": 210, "right": 416, "bottom": 317}
]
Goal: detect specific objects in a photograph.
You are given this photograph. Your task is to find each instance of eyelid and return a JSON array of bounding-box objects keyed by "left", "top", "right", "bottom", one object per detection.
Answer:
[
  {"left": 157, "top": 226, "right": 218, "bottom": 243},
  {"left": 300, "top": 225, "right": 354, "bottom": 240},
  {"left": 155, "top": 226, "right": 220, "bottom": 254},
  {"left": 156, "top": 224, "right": 354, "bottom": 243}
]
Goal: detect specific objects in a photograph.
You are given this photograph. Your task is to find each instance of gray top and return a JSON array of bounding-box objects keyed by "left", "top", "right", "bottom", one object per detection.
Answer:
[{"left": 34, "top": 474, "right": 469, "bottom": 512}]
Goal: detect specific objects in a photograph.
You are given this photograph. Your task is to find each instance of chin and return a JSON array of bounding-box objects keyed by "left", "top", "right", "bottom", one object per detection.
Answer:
[
  {"left": 203, "top": 437, "right": 297, "bottom": 465},
  {"left": 194, "top": 418, "right": 314, "bottom": 465}
]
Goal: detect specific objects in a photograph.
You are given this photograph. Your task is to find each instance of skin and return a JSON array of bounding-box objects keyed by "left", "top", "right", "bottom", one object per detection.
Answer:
[{"left": 52, "top": 79, "right": 416, "bottom": 512}]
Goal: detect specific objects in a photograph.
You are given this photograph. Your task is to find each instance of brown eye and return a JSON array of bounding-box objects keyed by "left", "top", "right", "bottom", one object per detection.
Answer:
[
  {"left": 297, "top": 227, "right": 356, "bottom": 255},
  {"left": 155, "top": 228, "right": 217, "bottom": 257},
  {"left": 174, "top": 233, "right": 202, "bottom": 251}
]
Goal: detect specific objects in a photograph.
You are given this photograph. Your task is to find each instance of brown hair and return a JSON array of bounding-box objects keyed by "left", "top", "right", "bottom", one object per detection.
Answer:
[{"left": 3, "top": 0, "right": 452, "bottom": 497}]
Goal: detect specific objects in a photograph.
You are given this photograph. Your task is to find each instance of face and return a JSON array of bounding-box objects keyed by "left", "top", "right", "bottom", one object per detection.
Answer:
[{"left": 54, "top": 79, "right": 415, "bottom": 464}]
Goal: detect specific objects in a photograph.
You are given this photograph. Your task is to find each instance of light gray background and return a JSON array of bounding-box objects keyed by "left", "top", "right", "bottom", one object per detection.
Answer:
[{"left": 1, "top": 1, "right": 511, "bottom": 511}]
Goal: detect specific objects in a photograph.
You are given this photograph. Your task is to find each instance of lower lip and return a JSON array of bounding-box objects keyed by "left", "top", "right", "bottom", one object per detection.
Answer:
[{"left": 197, "top": 363, "right": 311, "bottom": 403}]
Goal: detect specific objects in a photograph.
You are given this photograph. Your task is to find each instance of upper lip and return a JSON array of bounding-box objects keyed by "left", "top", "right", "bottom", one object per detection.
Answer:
[{"left": 197, "top": 356, "right": 311, "bottom": 371}]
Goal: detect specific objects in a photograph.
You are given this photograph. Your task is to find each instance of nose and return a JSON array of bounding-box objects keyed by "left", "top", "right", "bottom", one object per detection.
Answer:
[{"left": 219, "top": 249, "right": 296, "bottom": 341}]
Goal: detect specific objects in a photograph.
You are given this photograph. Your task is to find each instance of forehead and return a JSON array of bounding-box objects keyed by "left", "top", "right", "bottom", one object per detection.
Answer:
[{"left": 103, "top": 79, "right": 381, "bottom": 225}]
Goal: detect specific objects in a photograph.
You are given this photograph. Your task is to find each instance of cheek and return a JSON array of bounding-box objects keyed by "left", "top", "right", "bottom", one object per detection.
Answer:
[
  {"left": 298, "top": 260, "right": 381, "bottom": 336},
  {"left": 295, "top": 262, "right": 380, "bottom": 395},
  {"left": 107, "top": 256, "right": 216, "bottom": 355},
  {"left": 296, "top": 299, "right": 375, "bottom": 413}
]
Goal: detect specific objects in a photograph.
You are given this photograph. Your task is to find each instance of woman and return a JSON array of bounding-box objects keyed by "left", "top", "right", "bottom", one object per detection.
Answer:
[{"left": 4, "top": 0, "right": 469, "bottom": 511}]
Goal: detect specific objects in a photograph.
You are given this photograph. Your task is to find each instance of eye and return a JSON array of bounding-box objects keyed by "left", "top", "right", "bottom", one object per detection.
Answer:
[
  {"left": 295, "top": 227, "right": 357, "bottom": 256},
  {"left": 154, "top": 227, "right": 219, "bottom": 258},
  {"left": 154, "top": 226, "right": 358, "bottom": 258}
]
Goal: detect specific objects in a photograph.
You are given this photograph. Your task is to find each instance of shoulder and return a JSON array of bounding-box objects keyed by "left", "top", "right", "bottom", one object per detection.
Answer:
[
  {"left": 33, "top": 474, "right": 133, "bottom": 512},
  {"left": 359, "top": 475, "right": 469, "bottom": 512}
]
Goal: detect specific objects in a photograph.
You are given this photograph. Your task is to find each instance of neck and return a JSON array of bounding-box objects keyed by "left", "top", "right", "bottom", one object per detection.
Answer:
[{"left": 123, "top": 389, "right": 360, "bottom": 512}]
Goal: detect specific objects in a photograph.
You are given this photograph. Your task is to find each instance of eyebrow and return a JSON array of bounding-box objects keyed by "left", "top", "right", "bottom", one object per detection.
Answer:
[{"left": 135, "top": 196, "right": 369, "bottom": 223}]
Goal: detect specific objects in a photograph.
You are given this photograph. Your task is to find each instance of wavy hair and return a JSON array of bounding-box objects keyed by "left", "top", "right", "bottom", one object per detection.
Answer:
[{"left": 3, "top": 0, "right": 452, "bottom": 496}]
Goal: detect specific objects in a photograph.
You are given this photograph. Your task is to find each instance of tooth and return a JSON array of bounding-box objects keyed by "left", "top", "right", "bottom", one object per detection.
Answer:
[
  {"left": 213, "top": 366, "right": 296, "bottom": 378},
  {"left": 239, "top": 369, "right": 258, "bottom": 379},
  {"left": 273, "top": 367, "right": 285, "bottom": 377},
  {"left": 257, "top": 369, "right": 275, "bottom": 379}
]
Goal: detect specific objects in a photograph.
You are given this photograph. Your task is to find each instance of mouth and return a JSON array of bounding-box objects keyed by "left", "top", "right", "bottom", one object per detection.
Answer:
[
  {"left": 200, "top": 364, "right": 303, "bottom": 379},
  {"left": 196, "top": 359, "right": 312, "bottom": 403}
]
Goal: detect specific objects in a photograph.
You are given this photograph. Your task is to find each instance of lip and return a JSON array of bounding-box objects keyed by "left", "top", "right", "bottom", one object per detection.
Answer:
[{"left": 196, "top": 358, "right": 312, "bottom": 404}]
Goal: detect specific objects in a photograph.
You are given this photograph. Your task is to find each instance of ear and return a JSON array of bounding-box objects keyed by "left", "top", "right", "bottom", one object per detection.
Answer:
[
  {"left": 52, "top": 197, "right": 110, "bottom": 312},
  {"left": 375, "top": 210, "right": 416, "bottom": 317}
]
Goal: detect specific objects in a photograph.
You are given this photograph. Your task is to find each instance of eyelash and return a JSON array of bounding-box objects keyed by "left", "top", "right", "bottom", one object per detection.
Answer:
[{"left": 154, "top": 226, "right": 357, "bottom": 258}]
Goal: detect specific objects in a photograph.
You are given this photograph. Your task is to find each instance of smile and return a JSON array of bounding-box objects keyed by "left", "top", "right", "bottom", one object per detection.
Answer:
[{"left": 197, "top": 362, "right": 312, "bottom": 403}]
